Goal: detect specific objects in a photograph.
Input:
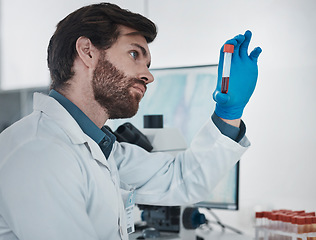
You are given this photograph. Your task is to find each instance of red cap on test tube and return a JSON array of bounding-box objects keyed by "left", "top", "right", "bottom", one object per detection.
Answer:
[
  {"left": 283, "top": 214, "right": 292, "bottom": 223},
  {"left": 224, "top": 44, "right": 234, "bottom": 53},
  {"left": 304, "top": 212, "right": 316, "bottom": 216},
  {"left": 306, "top": 216, "right": 313, "bottom": 224},
  {"left": 293, "top": 211, "right": 305, "bottom": 215},
  {"left": 295, "top": 216, "right": 306, "bottom": 225},
  {"left": 221, "top": 44, "right": 234, "bottom": 94},
  {"left": 271, "top": 213, "right": 278, "bottom": 221}
]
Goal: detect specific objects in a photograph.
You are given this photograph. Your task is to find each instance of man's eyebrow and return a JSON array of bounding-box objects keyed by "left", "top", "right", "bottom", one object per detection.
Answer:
[{"left": 131, "top": 43, "right": 147, "bottom": 57}]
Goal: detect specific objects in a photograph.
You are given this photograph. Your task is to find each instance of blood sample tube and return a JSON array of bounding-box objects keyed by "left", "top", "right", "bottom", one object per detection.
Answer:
[
  {"left": 255, "top": 212, "right": 264, "bottom": 227},
  {"left": 221, "top": 44, "right": 234, "bottom": 94},
  {"left": 293, "top": 216, "right": 306, "bottom": 240},
  {"left": 311, "top": 217, "right": 316, "bottom": 240},
  {"left": 306, "top": 216, "right": 313, "bottom": 239}
]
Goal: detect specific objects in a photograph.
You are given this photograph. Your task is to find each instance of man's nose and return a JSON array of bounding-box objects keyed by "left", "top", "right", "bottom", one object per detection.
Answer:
[{"left": 139, "top": 68, "right": 154, "bottom": 84}]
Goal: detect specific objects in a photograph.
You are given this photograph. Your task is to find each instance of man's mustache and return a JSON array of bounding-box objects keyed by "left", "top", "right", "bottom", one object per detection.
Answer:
[{"left": 129, "top": 78, "right": 147, "bottom": 92}]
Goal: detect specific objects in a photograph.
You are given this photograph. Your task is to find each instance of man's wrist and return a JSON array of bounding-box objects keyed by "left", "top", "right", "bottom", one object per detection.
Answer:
[
  {"left": 211, "top": 113, "right": 246, "bottom": 142},
  {"left": 219, "top": 118, "right": 241, "bottom": 128},
  {"left": 211, "top": 113, "right": 240, "bottom": 141}
]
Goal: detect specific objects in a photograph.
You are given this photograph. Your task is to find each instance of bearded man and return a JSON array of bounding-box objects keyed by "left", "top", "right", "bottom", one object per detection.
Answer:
[{"left": 0, "top": 3, "right": 261, "bottom": 240}]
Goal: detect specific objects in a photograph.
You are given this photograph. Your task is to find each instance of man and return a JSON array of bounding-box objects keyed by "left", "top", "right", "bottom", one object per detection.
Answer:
[{"left": 0, "top": 3, "right": 261, "bottom": 240}]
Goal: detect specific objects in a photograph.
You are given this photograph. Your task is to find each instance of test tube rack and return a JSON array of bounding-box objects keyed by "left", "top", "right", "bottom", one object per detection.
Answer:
[
  {"left": 255, "top": 226, "right": 316, "bottom": 240},
  {"left": 254, "top": 210, "right": 316, "bottom": 240}
]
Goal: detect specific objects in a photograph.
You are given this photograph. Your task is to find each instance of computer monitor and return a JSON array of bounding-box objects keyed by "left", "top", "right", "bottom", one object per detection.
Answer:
[{"left": 108, "top": 64, "right": 239, "bottom": 211}]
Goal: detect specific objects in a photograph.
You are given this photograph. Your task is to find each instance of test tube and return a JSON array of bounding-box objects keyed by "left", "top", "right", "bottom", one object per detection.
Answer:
[
  {"left": 221, "top": 44, "right": 234, "bottom": 94},
  {"left": 306, "top": 216, "right": 313, "bottom": 239},
  {"left": 255, "top": 212, "right": 264, "bottom": 228},
  {"left": 311, "top": 217, "right": 316, "bottom": 240}
]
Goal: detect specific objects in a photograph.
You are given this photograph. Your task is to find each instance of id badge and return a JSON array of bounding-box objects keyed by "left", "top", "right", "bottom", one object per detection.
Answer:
[{"left": 125, "top": 190, "right": 135, "bottom": 234}]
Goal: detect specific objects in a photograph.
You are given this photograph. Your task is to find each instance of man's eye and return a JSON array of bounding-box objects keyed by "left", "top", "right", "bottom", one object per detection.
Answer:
[{"left": 130, "top": 51, "right": 138, "bottom": 59}]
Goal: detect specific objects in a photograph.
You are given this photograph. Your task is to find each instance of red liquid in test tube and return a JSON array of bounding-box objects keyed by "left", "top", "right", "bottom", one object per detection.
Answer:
[{"left": 221, "top": 44, "right": 234, "bottom": 94}]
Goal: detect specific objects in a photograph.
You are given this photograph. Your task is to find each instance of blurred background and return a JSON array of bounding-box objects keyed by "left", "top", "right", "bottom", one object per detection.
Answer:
[{"left": 0, "top": 0, "right": 315, "bottom": 236}]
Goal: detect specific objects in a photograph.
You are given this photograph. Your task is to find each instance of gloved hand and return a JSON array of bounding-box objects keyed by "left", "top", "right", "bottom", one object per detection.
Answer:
[{"left": 213, "top": 30, "right": 262, "bottom": 120}]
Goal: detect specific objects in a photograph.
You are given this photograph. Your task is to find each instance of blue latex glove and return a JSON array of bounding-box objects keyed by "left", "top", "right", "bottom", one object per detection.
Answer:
[{"left": 213, "top": 30, "right": 262, "bottom": 120}]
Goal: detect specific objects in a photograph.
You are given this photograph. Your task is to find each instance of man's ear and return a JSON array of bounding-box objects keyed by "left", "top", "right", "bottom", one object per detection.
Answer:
[{"left": 75, "top": 36, "right": 99, "bottom": 68}]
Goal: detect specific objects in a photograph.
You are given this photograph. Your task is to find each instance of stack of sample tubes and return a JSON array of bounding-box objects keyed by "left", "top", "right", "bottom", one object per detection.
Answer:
[{"left": 255, "top": 209, "right": 316, "bottom": 240}]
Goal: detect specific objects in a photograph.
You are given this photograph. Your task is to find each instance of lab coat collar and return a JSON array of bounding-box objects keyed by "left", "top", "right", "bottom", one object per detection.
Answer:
[
  {"left": 33, "top": 92, "right": 109, "bottom": 166},
  {"left": 48, "top": 89, "right": 106, "bottom": 144}
]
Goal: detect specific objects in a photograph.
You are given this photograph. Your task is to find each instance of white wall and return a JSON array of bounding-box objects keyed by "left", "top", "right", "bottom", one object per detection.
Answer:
[{"left": 1, "top": 0, "right": 316, "bottom": 236}]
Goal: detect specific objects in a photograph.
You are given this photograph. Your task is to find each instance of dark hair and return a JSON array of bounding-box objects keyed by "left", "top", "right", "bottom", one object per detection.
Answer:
[{"left": 47, "top": 2, "right": 157, "bottom": 90}]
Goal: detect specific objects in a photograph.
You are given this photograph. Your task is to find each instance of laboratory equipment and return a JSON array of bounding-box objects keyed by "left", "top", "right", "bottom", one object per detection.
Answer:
[
  {"left": 113, "top": 122, "right": 153, "bottom": 152},
  {"left": 221, "top": 44, "right": 234, "bottom": 94},
  {"left": 182, "top": 207, "right": 206, "bottom": 230},
  {"left": 254, "top": 209, "right": 316, "bottom": 240},
  {"left": 140, "top": 115, "right": 187, "bottom": 155}
]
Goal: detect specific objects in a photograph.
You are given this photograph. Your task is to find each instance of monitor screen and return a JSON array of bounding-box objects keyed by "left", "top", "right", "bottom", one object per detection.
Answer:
[{"left": 108, "top": 65, "right": 239, "bottom": 210}]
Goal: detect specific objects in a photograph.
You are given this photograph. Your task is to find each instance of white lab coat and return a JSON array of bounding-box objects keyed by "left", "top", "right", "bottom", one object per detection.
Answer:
[{"left": 0, "top": 93, "right": 249, "bottom": 240}]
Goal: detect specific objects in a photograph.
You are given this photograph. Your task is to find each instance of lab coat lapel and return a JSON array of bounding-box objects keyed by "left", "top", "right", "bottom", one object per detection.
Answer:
[
  {"left": 34, "top": 92, "right": 110, "bottom": 168},
  {"left": 84, "top": 136, "right": 110, "bottom": 168}
]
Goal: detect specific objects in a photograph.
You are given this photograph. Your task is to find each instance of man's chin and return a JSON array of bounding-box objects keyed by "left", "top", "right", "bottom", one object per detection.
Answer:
[
  {"left": 129, "top": 89, "right": 143, "bottom": 102},
  {"left": 108, "top": 103, "right": 140, "bottom": 120},
  {"left": 109, "top": 111, "right": 138, "bottom": 120}
]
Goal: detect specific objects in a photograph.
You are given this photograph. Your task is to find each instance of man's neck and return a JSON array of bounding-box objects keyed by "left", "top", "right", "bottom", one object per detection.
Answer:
[{"left": 58, "top": 87, "right": 109, "bottom": 128}]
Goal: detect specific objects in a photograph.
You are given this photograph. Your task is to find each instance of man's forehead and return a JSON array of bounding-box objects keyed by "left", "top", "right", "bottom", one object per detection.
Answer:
[
  {"left": 118, "top": 25, "right": 142, "bottom": 36},
  {"left": 118, "top": 26, "right": 149, "bottom": 46}
]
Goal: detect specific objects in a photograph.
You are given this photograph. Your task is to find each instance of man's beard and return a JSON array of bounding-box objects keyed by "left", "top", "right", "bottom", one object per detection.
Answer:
[{"left": 92, "top": 52, "right": 146, "bottom": 119}]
